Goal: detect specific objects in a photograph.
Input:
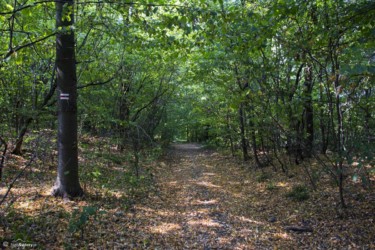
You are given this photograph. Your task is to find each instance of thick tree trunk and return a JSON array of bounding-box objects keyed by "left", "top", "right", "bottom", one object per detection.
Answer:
[{"left": 52, "top": 0, "right": 83, "bottom": 198}]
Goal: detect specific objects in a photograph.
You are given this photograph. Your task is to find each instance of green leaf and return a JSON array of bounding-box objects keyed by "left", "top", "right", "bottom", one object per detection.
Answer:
[{"left": 5, "top": 4, "right": 13, "bottom": 11}]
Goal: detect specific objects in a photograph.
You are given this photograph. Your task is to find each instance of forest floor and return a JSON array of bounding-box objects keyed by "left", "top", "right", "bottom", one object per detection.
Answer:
[{"left": 0, "top": 139, "right": 374, "bottom": 249}]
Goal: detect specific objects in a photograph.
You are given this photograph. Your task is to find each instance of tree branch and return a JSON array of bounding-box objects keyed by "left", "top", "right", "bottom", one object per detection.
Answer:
[
  {"left": 77, "top": 62, "right": 123, "bottom": 89},
  {"left": 0, "top": 153, "right": 36, "bottom": 206},
  {"left": 2, "top": 33, "right": 56, "bottom": 61}
]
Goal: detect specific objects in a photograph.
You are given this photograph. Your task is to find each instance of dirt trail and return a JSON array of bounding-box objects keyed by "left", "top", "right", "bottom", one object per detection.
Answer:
[
  {"left": 126, "top": 143, "right": 264, "bottom": 249},
  {"left": 157, "top": 144, "right": 233, "bottom": 248},
  {"left": 117, "top": 143, "right": 374, "bottom": 249},
  {"left": 5, "top": 142, "right": 372, "bottom": 249}
]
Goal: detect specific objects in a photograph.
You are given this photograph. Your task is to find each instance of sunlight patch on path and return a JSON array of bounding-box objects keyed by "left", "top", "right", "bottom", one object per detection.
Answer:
[
  {"left": 132, "top": 143, "right": 263, "bottom": 249},
  {"left": 195, "top": 181, "right": 221, "bottom": 188},
  {"left": 203, "top": 172, "right": 216, "bottom": 176},
  {"left": 187, "top": 219, "right": 222, "bottom": 228},
  {"left": 191, "top": 199, "right": 219, "bottom": 205},
  {"left": 150, "top": 223, "right": 182, "bottom": 234}
]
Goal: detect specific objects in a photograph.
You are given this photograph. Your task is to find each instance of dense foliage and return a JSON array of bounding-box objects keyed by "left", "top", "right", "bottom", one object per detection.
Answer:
[
  {"left": 0, "top": 0, "right": 374, "bottom": 204},
  {"left": 0, "top": 0, "right": 374, "bottom": 248}
]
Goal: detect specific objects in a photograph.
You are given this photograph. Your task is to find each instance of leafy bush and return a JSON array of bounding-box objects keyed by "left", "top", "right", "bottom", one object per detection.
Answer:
[
  {"left": 123, "top": 172, "right": 152, "bottom": 199},
  {"left": 68, "top": 206, "right": 105, "bottom": 239},
  {"left": 286, "top": 185, "right": 310, "bottom": 201}
]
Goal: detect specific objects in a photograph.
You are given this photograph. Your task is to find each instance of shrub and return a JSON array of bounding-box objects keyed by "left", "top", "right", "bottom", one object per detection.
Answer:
[{"left": 68, "top": 206, "right": 105, "bottom": 239}]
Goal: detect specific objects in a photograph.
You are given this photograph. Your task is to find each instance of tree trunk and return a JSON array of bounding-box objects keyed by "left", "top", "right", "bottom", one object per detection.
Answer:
[
  {"left": 118, "top": 84, "right": 130, "bottom": 151},
  {"left": 304, "top": 63, "right": 314, "bottom": 157},
  {"left": 319, "top": 75, "right": 328, "bottom": 154},
  {"left": 52, "top": 0, "right": 83, "bottom": 198},
  {"left": 226, "top": 110, "right": 235, "bottom": 157},
  {"left": 251, "top": 129, "right": 262, "bottom": 168},
  {"left": 332, "top": 48, "right": 346, "bottom": 207},
  {"left": 364, "top": 88, "right": 372, "bottom": 143},
  {"left": 335, "top": 74, "right": 346, "bottom": 208},
  {"left": 286, "top": 63, "right": 304, "bottom": 163},
  {"left": 0, "top": 136, "right": 7, "bottom": 181},
  {"left": 12, "top": 117, "right": 33, "bottom": 155},
  {"left": 239, "top": 103, "right": 249, "bottom": 161}
]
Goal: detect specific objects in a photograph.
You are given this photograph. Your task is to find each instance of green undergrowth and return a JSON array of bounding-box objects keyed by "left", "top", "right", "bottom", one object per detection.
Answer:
[
  {"left": 286, "top": 184, "right": 310, "bottom": 201},
  {"left": 256, "top": 172, "right": 271, "bottom": 183},
  {"left": 79, "top": 138, "right": 161, "bottom": 202},
  {"left": 1, "top": 133, "right": 164, "bottom": 247}
]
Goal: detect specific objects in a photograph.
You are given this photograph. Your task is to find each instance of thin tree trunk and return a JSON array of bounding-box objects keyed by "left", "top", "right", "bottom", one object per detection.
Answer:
[
  {"left": 0, "top": 136, "right": 7, "bottom": 181},
  {"left": 227, "top": 113, "right": 235, "bottom": 157},
  {"left": 12, "top": 117, "right": 33, "bottom": 155},
  {"left": 335, "top": 79, "right": 346, "bottom": 208},
  {"left": 304, "top": 63, "right": 314, "bottom": 156},
  {"left": 239, "top": 103, "right": 249, "bottom": 161},
  {"left": 319, "top": 77, "right": 328, "bottom": 154},
  {"left": 251, "top": 129, "right": 262, "bottom": 168},
  {"left": 364, "top": 89, "right": 372, "bottom": 143},
  {"left": 332, "top": 51, "right": 346, "bottom": 207}
]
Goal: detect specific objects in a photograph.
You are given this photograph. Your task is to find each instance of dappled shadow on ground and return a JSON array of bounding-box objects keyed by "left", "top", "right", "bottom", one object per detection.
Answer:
[
  {"left": 109, "top": 144, "right": 374, "bottom": 249},
  {"left": 114, "top": 147, "right": 256, "bottom": 249},
  {"left": 2, "top": 141, "right": 374, "bottom": 249},
  {"left": 115, "top": 145, "right": 278, "bottom": 249}
]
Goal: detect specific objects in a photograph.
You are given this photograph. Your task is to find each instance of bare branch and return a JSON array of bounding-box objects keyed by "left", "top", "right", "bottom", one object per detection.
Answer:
[{"left": 2, "top": 32, "right": 56, "bottom": 61}]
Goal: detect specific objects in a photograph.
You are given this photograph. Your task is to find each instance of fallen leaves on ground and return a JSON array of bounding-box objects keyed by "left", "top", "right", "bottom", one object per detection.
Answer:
[{"left": 0, "top": 141, "right": 374, "bottom": 249}]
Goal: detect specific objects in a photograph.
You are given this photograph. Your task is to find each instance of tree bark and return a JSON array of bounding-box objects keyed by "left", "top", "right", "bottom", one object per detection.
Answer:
[
  {"left": 226, "top": 110, "right": 235, "bottom": 157},
  {"left": 0, "top": 136, "right": 7, "bottom": 181},
  {"left": 303, "top": 63, "right": 314, "bottom": 157},
  {"left": 239, "top": 103, "right": 249, "bottom": 161},
  {"left": 118, "top": 81, "right": 130, "bottom": 151},
  {"left": 364, "top": 88, "right": 372, "bottom": 143},
  {"left": 251, "top": 129, "right": 262, "bottom": 168},
  {"left": 52, "top": 0, "right": 83, "bottom": 198},
  {"left": 331, "top": 43, "right": 345, "bottom": 207},
  {"left": 319, "top": 71, "right": 328, "bottom": 154},
  {"left": 12, "top": 117, "right": 33, "bottom": 155}
]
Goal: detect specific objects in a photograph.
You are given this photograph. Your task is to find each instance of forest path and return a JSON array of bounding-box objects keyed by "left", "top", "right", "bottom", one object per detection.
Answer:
[
  {"left": 126, "top": 143, "right": 265, "bottom": 249},
  {"left": 114, "top": 143, "right": 373, "bottom": 249}
]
